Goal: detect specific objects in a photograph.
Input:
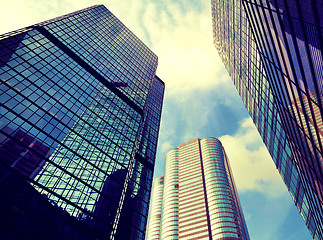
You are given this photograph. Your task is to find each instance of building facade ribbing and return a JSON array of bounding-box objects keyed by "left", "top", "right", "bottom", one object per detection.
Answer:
[
  {"left": 145, "top": 176, "right": 164, "bottom": 240},
  {"left": 212, "top": 0, "right": 323, "bottom": 238},
  {"left": 146, "top": 137, "right": 249, "bottom": 240},
  {"left": 0, "top": 5, "right": 164, "bottom": 240}
]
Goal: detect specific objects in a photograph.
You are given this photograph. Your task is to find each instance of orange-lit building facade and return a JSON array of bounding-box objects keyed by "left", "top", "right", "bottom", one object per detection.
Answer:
[{"left": 146, "top": 137, "right": 249, "bottom": 240}]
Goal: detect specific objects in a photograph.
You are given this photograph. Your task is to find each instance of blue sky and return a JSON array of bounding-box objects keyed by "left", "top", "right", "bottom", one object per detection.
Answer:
[{"left": 0, "top": 0, "right": 312, "bottom": 239}]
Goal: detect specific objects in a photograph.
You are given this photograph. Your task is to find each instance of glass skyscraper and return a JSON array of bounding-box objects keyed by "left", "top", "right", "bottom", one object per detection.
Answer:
[
  {"left": 0, "top": 5, "right": 164, "bottom": 240},
  {"left": 146, "top": 137, "right": 249, "bottom": 240},
  {"left": 212, "top": 0, "right": 323, "bottom": 238}
]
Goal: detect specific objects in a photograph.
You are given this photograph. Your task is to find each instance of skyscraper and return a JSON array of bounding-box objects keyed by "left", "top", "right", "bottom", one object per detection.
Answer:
[
  {"left": 145, "top": 176, "right": 164, "bottom": 239},
  {"left": 146, "top": 137, "right": 249, "bottom": 240},
  {"left": 212, "top": 0, "right": 323, "bottom": 238},
  {"left": 0, "top": 5, "right": 164, "bottom": 240}
]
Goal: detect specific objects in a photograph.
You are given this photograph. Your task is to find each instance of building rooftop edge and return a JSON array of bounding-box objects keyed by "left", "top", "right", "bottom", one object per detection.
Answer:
[
  {"left": 178, "top": 137, "right": 219, "bottom": 147},
  {"left": 155, "top": 75, "right": 165, "bottom": 85}
]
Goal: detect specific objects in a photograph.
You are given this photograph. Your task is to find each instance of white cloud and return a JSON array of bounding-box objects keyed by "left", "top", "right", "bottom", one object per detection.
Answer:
[
  {"left": 0, "top": 0, "right": 98, "bottom": 34},
  {"left": 126, "top": 1, "right": 231, "bottom": 97},
  {"left": 160, "top": 140, "right": 174, "bottom": 154},
  {"left": 219, "top": 118, "right": 286, "bottom": 197}
]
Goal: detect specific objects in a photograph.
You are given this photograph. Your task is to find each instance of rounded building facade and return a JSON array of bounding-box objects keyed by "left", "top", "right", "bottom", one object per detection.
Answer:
[
  {"left": 201, "top": 137, "right": 249, "bottom": 239},
  {"left": 146, "top": 176, "right": 164, "bottom": 240},
  {"left": 159, "top": 149, "right": 179, "bottom": 240},
  {"left": 146, "top": 137, "right": 249, "bottom": 240}
]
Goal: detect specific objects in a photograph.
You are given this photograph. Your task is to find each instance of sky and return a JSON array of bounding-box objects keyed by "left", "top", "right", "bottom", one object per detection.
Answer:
[{"left": 0, "top": 0, "right": 313, "bottom": 239}]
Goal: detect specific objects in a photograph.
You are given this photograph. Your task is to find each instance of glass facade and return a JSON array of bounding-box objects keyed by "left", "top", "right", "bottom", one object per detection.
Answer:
[
  {"left": 0, "top": 5, "right": 164, "bottom": 240},
  {"left": 212, "top": 0, "right": 323, "bottom": 238},
  {"left": 146, "top": 137, "right": 249, "bottom": 240}
]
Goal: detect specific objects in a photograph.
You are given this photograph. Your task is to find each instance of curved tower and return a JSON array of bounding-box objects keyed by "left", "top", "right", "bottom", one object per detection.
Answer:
[
  {"left": 146, "top": 137, "right": 249, "bottom": 240},
  {"left": 159, "top": 148, "right": 179, "bottom": 239},
  {"left": 146, "top": 176, "right": 164, "bottom": 240}
]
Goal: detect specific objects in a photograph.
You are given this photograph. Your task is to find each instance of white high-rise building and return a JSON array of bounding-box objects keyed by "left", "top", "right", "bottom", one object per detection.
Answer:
[{"left": 146, "top": 137, "right": 249, "bottom": 240}]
